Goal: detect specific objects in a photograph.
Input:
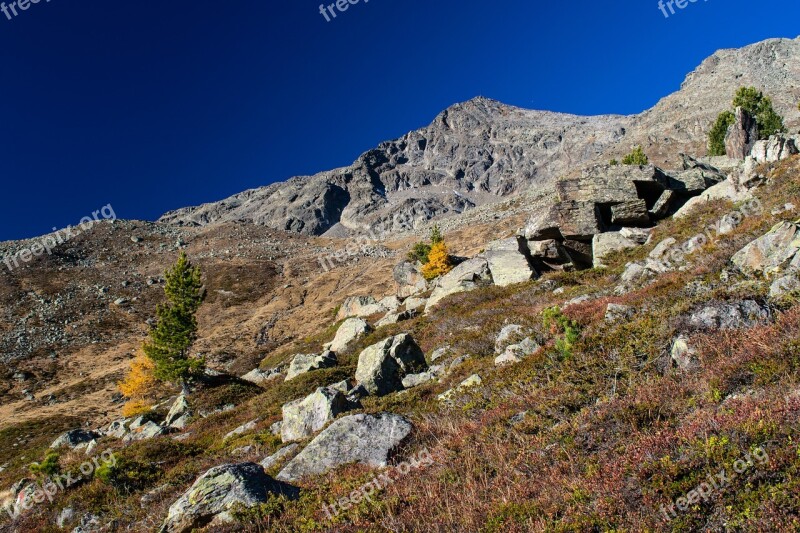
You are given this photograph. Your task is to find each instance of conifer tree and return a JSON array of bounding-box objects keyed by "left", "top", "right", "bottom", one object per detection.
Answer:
[{"left": 143, "top": 252, "right": 205, "bottom": 391}]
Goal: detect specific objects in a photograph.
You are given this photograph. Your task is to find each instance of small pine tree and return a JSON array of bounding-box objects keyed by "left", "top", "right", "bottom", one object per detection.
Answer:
[
  {"left": 609, "top": 159, "right": 619, "bottom": 166},
  {"left": 707, "top": 110, "right": 735, "bottom": 156},
  {"left": 621, "top": 146, "right": 648, "bottom": 166},
  {"left": 143, "top": 252, "right": 205, "bottom": 390},
  {"left": 421, "top": 241, "right": 453, "bottom": 280},
  {"left": 430, "top": 225, "right": 444, "bottom": 245},
  {"left": 709, "top": 87, "right": 786, "bottom": 152},
  {"left": 407, "top": 242, "right": 432, "bottom": 264}
]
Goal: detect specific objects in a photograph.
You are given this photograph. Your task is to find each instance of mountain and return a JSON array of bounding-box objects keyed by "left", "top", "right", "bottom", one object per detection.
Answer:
[{"left": 159, "top": 37, "right": 800, "bottom": 236}]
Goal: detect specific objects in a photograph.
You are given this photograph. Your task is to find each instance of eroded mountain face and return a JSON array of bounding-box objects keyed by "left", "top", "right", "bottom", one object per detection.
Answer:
[{"left": 159, "top": 37, "right": 800, "bottom": 236}]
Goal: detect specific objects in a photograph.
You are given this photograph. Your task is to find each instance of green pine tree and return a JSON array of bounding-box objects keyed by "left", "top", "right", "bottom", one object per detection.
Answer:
[
  {"left": 143, "top": 252, "right": 205, "bottom": 389},
  {"left": 621, "top": 146, "right": 648, "bottom": 166},
  {"left": 707, "top": 111, "right": 735, "bottom": 156}
]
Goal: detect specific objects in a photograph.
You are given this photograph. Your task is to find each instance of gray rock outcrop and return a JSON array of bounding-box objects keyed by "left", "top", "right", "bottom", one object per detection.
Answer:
[
  {"left": 159, "top": 463, "right": 297, "bottom": 533},
  {"left": 285, "top": 351, "right": 337, "bottom": 382},
  {"left": 277, "top": 413, "right": 413, "bottom": 482},
  {"left": 280, "top": 385, "right": 359, "bottom": 442},
  {"left": 329, "top": 318, "right": 371, "bottom": 353},
  {"left": 355, "top": 334, "right": 427, "bottom": 396}
]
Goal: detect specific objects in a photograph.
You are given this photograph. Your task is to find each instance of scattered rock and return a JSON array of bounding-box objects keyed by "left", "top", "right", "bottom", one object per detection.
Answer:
[
  {"left": 494, "top": 325, "right": 529, "bottom": 354},
  {"left": 160, "top": 463, "right": 298, "bottom": 533},
  {"left": 671, "top": 336, "right": 698, "bottom": 371},
  {"left": 224, "top": 419, "right": 261, "bottom": 441},
  {"left": 429, "top": 345, "right": 453, "bottom": 363},
  {"left": 336, "top": 296, "right": 388, "bottom": 321},
  {"left": 277, "top": 413, "right": 413, "bottom": 483},
  {"left": 260, "top": 443, "right": 300, "bottom": 471},
  {"left": 285, "top": 351, "right": 337, "bottom": 382},
  {"left": 605, "top": 303, "right": 634, "bottom": 323},
  {"left": 438, "top": 375, "right": 482, "bottom": 402},
  {"left": 393, "top": 261, "right": 428, "bottom": 298},
  {"left": 688, "top": 300, "right": 768, "bottom": 331},
  {"left": 593, "top": 232, "right": 639, "bottom": 268},
  {"left": 280, "top": 385, "right": 359, "bottom": 442},
  {"left": 483, "top": 236, "right": 538, "bottom": 287},
  {"left": 50, "top": 429, "right": 100, "bottom": 450},
  {"left": 329, "top": 318, "right": 371, "bottom": 353},
  {"left": 731, "top": 222, "right": 800, "bottom": 277},
  {"left": 241, "top": 367, "right": 283, "bottom": 386},
  {"left": 494, "top": 337, "right": 540, "bottom": 366},
  {"left": 355, "top": 334, "right": 427, "bottom": 396},
  {"left": 165, "top": 395, "right": 192, "bottom": 429},
  {"left": 425, "top": 257, "right": 492, "bottom": 311},
  {"left": 770, "top": 274, "right": 800, "bottom": 299}
]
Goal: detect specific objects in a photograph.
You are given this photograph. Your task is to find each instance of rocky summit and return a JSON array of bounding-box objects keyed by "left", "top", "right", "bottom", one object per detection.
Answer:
[{"left": 3, "top": 36, "right": 800, "bottom": 533}]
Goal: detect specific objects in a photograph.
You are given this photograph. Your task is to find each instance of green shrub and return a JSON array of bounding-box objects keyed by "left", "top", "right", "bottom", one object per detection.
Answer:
[
  {"left": 29, "top": 451, "right": 60, "bottom": 477},
  {"left": 407, "top": 242, "right": 432, "bottom": 264},
  {"left": 542, "top": 306, "right": 581, "bottom": 360},
  {"left": 621, "top": 146, "right": 648, "bottom": 166},
  {"left": 708, "top": 87, "right": 786, "bottom": 155}
]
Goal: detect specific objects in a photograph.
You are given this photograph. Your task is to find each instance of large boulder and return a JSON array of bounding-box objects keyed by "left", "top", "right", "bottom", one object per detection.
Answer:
[
  {"left": 50, "top": 429, "right": 100, "bottom": 450},
  {"left": 165, "top": 395, "right": 191, "bottom": 429},
  {"left": 355, "top": 334, "right": 427, "bottom": 396},
  {"left": 335, "top": 296, "right": 388, "bottom": 321},
  {"left": 425, "top": 257, "right": 492, "bottom": 311},
  {"left": 240, "top": 366, "right": 283, "bottom": 386},
  {"left": 725, "top": 107, "right": 759, "bottom": 160},
  {"left": 159, "top": 463, "right": 298, "bottom": 533},
  {"left": 731, "top": 222, "right": 800, "bottom": 277},
  {"left": 393, "top": 261, "right": 428, "bottom": 298},
  {"left": 557, "top": 164, "right": 670, "bottom": 205},
  {"left": 524, "top": 201, "right": 602, "bottom": 242},
  {"left": 329, "top": 318, "right": 371, "bottom": 353},
  {"left": 280, "top": 385, "right": 358, "bottom": 442},
  {"left": 688, "top": 300, "right": 768, "bottom": 331},
  {"left": 610, "top": 200, "right": 650, "bottom": 226},
  {"left": 751, "top": 135, "right": 799, "bottom": 163},
  {"left": 483, "top": 237, "right": 538, "bottom": 287},
  {"left": 276, "top": 413, "right": 413, "bottom": 482},
  {"left": 592, "top": 232, "right": 639, "bottom": 268},
  {"left": 285, "top": 351, "right": 337, "bottom": 382}
]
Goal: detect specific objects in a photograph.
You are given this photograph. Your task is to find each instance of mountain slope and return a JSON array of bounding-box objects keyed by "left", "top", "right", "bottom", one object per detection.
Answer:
[{"left": 159, "top": 37, "right": 800, "bottom": 236}]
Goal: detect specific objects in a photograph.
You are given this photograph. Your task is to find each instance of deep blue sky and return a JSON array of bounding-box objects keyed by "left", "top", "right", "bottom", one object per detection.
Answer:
[{"left": 0, "top": 0, "right": 797, "bottom": 241}]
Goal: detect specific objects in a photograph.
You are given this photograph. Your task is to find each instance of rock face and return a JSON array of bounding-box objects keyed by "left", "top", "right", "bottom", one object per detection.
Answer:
[
  {"left": 425, "top": 257, "right": 493, "bottom": 311},
  {"left": 160, "top": 463, "right": 297, "bottom": 533},
  {"left": 277, "top": 413, "right": 413, "bottom": 482},
  {"left": 280, "top": 385, "right": 358, "bottom": 442},
  {"left": 285, "top": 351, "right": 337, "bottom": 382},
  {"left": 483, "top": 237, "right": 538, "bottom": 287},
  {"left": 355, "top": 334, "right": 427, "bottom": 396},
  {"left": 158, "top": 38, "right": 800, "bottom": 237},
  {"left": 731, "top": 222, "right": 800, "bottom": 276},
  {"left": 165, "top": 395, "right": 191, "bottom": 429},
  {"left": 329, "top": 318, "right": 371, "bottom": 353},
  {"left": 725, "top": 107, "right": 759, "bottom": 160}
]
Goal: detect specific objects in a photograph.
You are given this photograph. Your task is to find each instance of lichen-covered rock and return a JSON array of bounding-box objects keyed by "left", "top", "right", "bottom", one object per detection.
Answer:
[
  {"left": 241, "top": 367, "right": 283, "bottom": 386},
  {"left": 494, "top": 338, "right": 540, "bottom": 366},
  {"left": 605, "top": 303, "right": 635, "bottom": 323},
  {"left": 483, "top": 237, "right": 538, "bottom": 287},
  {"left": 494, "top": 325, "right": 530, "bottom": 354},
  {"left": 260, "top": 444, "right": 300, "bottom": 471},
  {"left": 285, "top": 351, "right": 337, "bottom": 382},
  {"left": 438, "top": 375, "right": 483, "bottom": 402},
  {"left": 335, "top": 296, "right": 388, "bottom": 321},
  {"left": 165, "top": 395, "right": 191, "bottom": 429},
  {"left": 731, "top": 222, "right": 800, "bottom": 277},
  {"left": 159, "top": 463, "right": 298, "bottom": 533},
  {"left": 425, "top": 257, "right": 492, "bottom": 311},
  {"left": 50, "top": 429, "right": 100, "bottom": 450},
  {"left": 123, "top": 421, "right": 168, "bottom": 443},
  {"left": 276, "top": 413, "right": 412, "bottom": 482},
  {"left": 611, "top": 200, "right": 650, "bottom": 226},
  {"left": 393, "top": 261, "right": 428, "bottom": 298},
  {"left": 671, "top": 336, "right": 697, "bottom": 371},
  {"left": 224, "top": 419, "right": 261, "bottom": 441},
  {"left": 592, "top": 232, "right": 639, "bottom": 268},
  {"left": 329, "top": 318, "right": 371, "bottom": 353},
  {"left": 280, "top": 386, "right": 358, "bottom": 442},
  {"left": 688, "top": 300, "right": 768, "bottom": 331},
  {"left": 355, "top": 334, "right": 427, "bottom": 396}
]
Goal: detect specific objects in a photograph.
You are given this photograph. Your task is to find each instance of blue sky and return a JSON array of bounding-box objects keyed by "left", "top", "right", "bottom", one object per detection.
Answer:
[{"left": 0, "top": 0, "right": 797, "bottom": 241}]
